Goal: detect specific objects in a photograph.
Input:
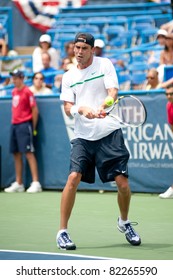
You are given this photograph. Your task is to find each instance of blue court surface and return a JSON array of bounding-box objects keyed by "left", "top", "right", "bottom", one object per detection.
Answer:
[{"left": 0, "top": 250, "right": 113, "bottom": 260}]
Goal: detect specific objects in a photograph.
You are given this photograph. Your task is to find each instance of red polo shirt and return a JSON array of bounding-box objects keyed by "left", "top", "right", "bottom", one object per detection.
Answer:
[
  {"left": 167, "top": 102, "right": 173, "bottom": 125},
  {"left": 12, "top": 85, "right": 36, "bottom": 124}
]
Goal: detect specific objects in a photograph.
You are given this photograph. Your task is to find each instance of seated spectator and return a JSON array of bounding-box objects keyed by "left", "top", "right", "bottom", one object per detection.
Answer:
[
  {"left": 0, "top": 75, "right": 11, "bottom": 97},
  {"left": 143, "top": 68, "right": 173, "bottom": 90},
  {"left": 0, "top": 38, "right": 8, "bottom": 56},
  {"left": 159, "top": 77, "right": 173, "bottom": 88},
  {"left": 160, "top": 33, "right": 173, "bottom": 65},
  {"left": 0, "top": 37, "right": 8, "bottom": 72},
  {"left": 2, "top": 50, "right": 23, "bottom": 72},
  {"left": 29, "top": 72, "right": 52, "bottom": 95},
  {"left": 148, "top": 29, "right": 167, "bottom": 66},
  {"left": 64, "top": 41, "right": 77, "bottom": 66},
  {"left": 157, "top": 33, "right": 173, "bottom": 82},
  {"left": 143, "top": 68, "right": 162, "bottom": 90},
  {"left": 32, "top": 34, "right": 59, "bottom": 72},
  {"left": 161, "top": 20, "right": 173, "bottom": 34},
  {"left": 54, "top": 57, "right": 73, "bottom": 92},
  {"left": 40, "top": 52, "right": 57, "bottom": 88}
]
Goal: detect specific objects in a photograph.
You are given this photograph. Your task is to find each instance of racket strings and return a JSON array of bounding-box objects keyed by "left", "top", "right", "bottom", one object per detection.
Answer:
[{"left": 108, "top": 96, "right": 146, "bottom": 127}]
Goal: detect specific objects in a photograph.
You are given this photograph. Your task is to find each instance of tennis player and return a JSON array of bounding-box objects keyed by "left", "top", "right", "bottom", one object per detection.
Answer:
[
  {"left": 159, "top": 86, "right": 173, "bottom": 198},
  {"left": 56, "top": 33, "right": 141, "bottom": 250}
]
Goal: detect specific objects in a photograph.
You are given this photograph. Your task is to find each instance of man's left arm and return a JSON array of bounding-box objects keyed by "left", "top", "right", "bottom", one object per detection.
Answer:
[{"left": 32, "top": 105, "right": 39, "bottom": 131}]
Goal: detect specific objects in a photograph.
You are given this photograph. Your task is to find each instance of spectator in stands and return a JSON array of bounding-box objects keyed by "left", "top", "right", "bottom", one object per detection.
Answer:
[
  {"left": 143, "top": 68, "right": 173, "bottom": 90},
  {"left": 64, "top": 41, "right": 77, "bottom": 66},
  {"left": 94, "top": 39, "right": 105, "bottom": 57},
  {"left": 143, "top": 68, "right": 162, "bottom": 90},
  {"left": 0, "top": 36, "right": 8, "bottom": 72},
  {"left": 94, "top": 39, "right": 125, "bottom": 69},
  {"left": 160, "top": 33, "right": 173, "bottom": 65},
  {"left": 148, "top": 29, "right": 167, "bottom": 66},
  {"left": 161, "top": 19, "right": 173, "bottom": 34},
  {"left": 0, "top": 37, "right": 8, "bottom": 56},
  {"left": 159, "top": 86, "right": 173, "bottom": 198},
  {"left": 32, "top": 34, "right": 59, "bottom": 73},
  {"left": 40, "top": 52, "right": 57, "bottom": 88},
  {"left": 4, "top": 70, "right": 42, "bottom": 193},
  {"left": 157, "top": 33, "right": 173, "bottom": 82},
  {"left": 160, "top": 77, "right": 173, "bottom": 88},
  {"left": 29, "top": 72, "right": 52, "bottom": 95},
  {"left": 54, "top": 57, "right": 73, "bottom": 92},
  {"left": 2, "top": 50, "right": 23, "bottom": 72},
  {"left": 0, "top": 75, "right": 11, "bottom": 97}
]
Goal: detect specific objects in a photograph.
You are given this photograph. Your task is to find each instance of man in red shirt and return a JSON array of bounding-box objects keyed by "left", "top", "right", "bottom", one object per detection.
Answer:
[
  {"left": 4, "top": 70, "right": 42, "bottom": 193},
  {"left": 159, "top": 86, "right": 173, "bottom": 198}
]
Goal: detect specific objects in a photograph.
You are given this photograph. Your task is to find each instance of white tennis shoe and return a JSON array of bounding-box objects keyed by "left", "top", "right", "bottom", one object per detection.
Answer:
[
  {"left": 4, "top": 182, "right": 25, "bottom": 193},
  {"left": 26, "top": 181, "right": 42, "bottom": 193},
  {"left": 117, "top": 217, "right": 141, "bottom": 246},
  {"left": 159, "top": 187, "right": 173, "bottom": 199},
  {"left": 56, "top": 231, "right": 76, "bottom": 250}
]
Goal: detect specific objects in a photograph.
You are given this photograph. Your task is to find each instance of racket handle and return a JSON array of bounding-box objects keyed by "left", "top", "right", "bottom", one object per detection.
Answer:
[{"left": 98, "top": 112, "right": 107, "bottom": 117}]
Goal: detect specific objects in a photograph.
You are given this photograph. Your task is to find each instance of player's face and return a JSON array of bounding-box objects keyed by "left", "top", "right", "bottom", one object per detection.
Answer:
[
  {"left": 166, "top": 88, "right": 173, "bottom": 103},
  {"left": 74, "top": 42, "right": 94, "bottom": 68}
]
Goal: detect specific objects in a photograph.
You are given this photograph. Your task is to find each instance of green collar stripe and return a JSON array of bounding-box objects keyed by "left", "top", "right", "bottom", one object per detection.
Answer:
[{"left": 70, "top": 74, "right": 104, "bottom": 88}]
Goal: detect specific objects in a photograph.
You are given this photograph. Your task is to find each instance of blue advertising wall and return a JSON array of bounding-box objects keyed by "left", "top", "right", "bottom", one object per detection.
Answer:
[{"left": 0, "top": 93, "right": 173, "bottom": 193}]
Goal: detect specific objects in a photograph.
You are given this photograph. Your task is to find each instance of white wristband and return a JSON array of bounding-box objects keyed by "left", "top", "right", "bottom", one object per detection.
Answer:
[{"left": 70, "top": 105, "right": 78, "bottom": 117}]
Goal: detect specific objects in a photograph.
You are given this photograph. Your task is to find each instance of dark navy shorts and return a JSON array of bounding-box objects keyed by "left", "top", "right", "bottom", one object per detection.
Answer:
[
  {"left": 70, "top": 129, "right": 130, "bottom": 183},
  {"left": 10, "top": 121, "right": 35, "bottom": 153}
]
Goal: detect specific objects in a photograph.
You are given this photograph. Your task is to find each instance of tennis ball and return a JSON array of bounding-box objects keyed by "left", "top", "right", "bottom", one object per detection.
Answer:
[
  {"left": 104, "top": 96, "right": 114, "bottom": 106},
  {"left": 33, "top": 130, "right": 37, "bottom": 136}
]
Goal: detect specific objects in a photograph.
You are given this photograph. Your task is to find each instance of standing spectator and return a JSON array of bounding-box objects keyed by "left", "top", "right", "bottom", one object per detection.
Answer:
[
  {"left": 4, "top": 70, "right": 42, "bottom": 193},
  {"left": 29, "top": 72, "right": 53, "bottom": 95},
  {"left": 40, "top": 52, "right": 57, "bottom": 88},
  {"left": 56, "top": 32, "right": 141, "bottom": 250},
  {"left": 159, "top": 86, "right": 173, "bottom": 198},
  {"left": 32, "top": 34, "right": 59, "bottom": 73}
]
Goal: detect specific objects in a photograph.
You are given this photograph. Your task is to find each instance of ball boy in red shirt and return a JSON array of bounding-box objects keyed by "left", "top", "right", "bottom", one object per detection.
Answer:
[{"left": 4, "top": 70, "right": 42, "bottom": 193}]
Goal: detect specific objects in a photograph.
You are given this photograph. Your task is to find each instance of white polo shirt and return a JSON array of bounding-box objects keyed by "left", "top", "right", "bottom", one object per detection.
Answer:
[{"left": 60, "top": 56, "right": 121, "bottom": 140}]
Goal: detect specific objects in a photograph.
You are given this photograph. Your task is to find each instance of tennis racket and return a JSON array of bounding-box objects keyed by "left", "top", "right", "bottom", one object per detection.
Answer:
[{"left": 104, "top": 95, "right": 147, "bottom": 127}]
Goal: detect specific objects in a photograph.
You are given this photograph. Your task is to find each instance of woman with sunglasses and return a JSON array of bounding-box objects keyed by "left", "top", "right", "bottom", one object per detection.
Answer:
[
  {"left": 29, "top": 72, "right": 52, "bottom": 95},
  {"left": 144, "top": 68, "right": 162, "bottom": 90}
]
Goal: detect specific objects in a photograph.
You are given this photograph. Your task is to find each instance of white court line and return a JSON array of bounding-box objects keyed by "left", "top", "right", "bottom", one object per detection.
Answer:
[{"left": 0, "top": 249, "right": 125, "bottom": 260}]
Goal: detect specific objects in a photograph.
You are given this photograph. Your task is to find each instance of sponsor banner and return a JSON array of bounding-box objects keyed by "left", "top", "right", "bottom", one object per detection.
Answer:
[{"left": 0, "top": 94, "right": 172, "bottom": 193}]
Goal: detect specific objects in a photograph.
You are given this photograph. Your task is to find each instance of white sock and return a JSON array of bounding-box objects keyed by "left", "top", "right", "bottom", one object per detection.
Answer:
[
  {"left": 57, "top": 229, "right": 67, "bottom": 236},
  {"left": 119, "top": 217, "right": 130, "bottom": 226}
]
